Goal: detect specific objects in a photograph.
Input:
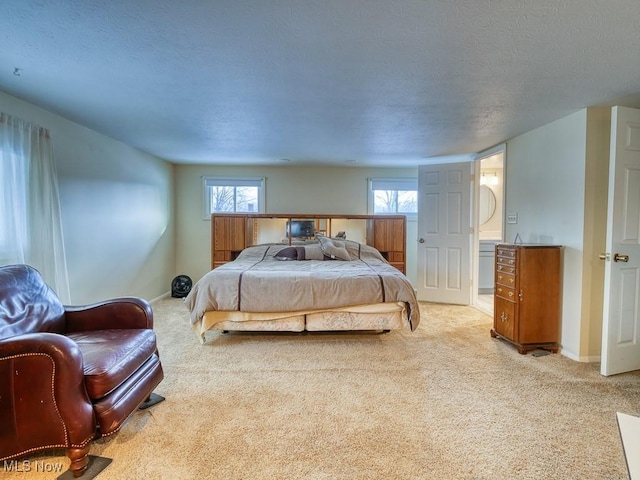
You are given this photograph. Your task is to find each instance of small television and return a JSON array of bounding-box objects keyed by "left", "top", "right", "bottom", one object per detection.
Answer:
[{"left": 286, "top": 220, "right": 315, "bottom": 239}]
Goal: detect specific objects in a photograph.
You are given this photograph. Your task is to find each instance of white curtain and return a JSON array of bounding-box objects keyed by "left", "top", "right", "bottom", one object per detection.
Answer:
[{"left": 0, "top": 112, "right": 70, "bottom": 303}]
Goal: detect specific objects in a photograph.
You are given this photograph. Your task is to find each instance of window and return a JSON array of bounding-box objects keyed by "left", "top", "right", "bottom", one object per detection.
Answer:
[
  {"left": 0, "top": 113, "right": 70, "bottom": 301},
  {"left": 203, "top": 177, "right": 265, "bottom": 218},
  {"left": 368, "top": 178, "right": 418, "bottom": 217}
]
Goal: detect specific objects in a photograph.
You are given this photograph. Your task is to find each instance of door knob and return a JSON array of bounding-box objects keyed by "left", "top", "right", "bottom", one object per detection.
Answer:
[
  {"left": 613, "top": 253, "right": 629, "bottom": 263},
  {"left": 418, "top": 238, "right": 425, "bottom": 243},
  {"left": 598, "top": 253, "right": 608, "bottom": 260}
]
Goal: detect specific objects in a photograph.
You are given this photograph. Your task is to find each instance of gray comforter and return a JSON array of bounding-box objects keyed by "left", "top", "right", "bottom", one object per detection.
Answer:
[{"left": 185, "top": 241, "right": 420, "bottom": 331}]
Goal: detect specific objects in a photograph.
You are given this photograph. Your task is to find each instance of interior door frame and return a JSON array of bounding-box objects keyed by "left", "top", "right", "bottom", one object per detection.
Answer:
[
  {"left": 472, "top": 144, "right": 506, "bottom": 310},
  {"left": 471, "top": 159, "right": 481, "bottom": 307}
]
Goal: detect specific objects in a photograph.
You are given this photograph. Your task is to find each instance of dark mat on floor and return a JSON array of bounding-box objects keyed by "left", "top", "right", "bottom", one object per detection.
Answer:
[
  {"left": 139, "top": 392, "right": 165, "bottom": 410},
  {"left": 57, "top": 456, "right": 112, "bottom": 480}
]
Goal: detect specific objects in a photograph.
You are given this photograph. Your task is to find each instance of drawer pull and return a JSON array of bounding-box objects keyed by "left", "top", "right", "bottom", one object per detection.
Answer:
[{"left": 508, "top": 291, "right": 514, "bottom": 297}]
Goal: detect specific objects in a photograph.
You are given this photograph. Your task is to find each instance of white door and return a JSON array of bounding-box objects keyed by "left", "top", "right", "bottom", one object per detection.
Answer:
[
  {"left": 601, "top": 106, "right": 640, "bottom": 376},
  {"left": 417, "top": 162, "right": 472, "bottom": 304}
]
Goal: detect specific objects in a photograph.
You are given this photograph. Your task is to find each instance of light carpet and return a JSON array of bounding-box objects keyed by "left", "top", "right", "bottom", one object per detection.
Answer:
[{"left": 5, "top": 298, "right": 639, "bottom": 480}]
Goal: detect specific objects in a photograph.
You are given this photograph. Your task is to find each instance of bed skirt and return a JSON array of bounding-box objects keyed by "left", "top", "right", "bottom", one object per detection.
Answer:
[{"left": 192, "top": 302, "right": 408, "bottom": 342}]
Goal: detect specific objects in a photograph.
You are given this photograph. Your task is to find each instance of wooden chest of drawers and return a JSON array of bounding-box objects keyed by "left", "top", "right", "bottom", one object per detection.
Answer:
[{"left": 490, "top": 244, "right": 562, "bottom": 354}]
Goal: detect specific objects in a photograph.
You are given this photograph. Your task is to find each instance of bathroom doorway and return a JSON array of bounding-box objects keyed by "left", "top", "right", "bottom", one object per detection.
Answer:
[{"left": 475, "top": 147, "right": 505, "bottom": 315}]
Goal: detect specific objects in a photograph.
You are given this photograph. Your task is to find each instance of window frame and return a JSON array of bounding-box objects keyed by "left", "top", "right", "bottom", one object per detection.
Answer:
[
  {"left": 368, "top": 177, "right": 418, "bottom": 219},
  {"left": 202, "top": 176, "right": 265, "bottom": 219}
]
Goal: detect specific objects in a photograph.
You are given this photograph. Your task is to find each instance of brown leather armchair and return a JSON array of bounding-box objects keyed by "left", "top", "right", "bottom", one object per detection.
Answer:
[{"left": 0, "top": 264, "right": 164, "bottom": 477}]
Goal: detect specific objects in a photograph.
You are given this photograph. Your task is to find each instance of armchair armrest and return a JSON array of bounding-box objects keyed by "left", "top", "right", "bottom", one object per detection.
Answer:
[
  {"left": 0, "top": 332, "right": 84, "bottom": 376},
  {"left": 64, "top": 297, "right": 154, "bottom": 332},
  {"left": 0, "top": 333, "right": 96, "bottom": 450}
]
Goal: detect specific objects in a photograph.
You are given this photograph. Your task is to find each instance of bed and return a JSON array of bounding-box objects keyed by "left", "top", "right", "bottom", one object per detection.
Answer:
[{"left": 185, "top": 235, "right": 420, "bottom": 342}]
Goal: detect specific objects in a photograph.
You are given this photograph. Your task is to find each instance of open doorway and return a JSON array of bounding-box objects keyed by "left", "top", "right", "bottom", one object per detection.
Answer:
[{"left": 475, "top": 147, "right": 505, "bottom": 315}]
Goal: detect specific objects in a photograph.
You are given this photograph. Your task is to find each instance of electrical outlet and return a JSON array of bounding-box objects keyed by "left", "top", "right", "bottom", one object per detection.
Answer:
[{"left": 507, "top": 212, "right": 518, "bottom": 224}]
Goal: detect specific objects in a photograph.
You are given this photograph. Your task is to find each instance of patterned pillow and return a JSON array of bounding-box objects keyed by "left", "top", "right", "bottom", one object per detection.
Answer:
[
  {"left": 340, "top": 238, "right": 362, "bottom": 259},
  {"left": 317, "top": 235, "right": 351, "bottom": 261}
]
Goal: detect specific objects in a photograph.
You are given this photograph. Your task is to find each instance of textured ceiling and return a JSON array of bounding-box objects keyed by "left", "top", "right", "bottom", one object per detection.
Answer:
[{"left": 1, "top": 0, "right": 639, "bottom": 166}]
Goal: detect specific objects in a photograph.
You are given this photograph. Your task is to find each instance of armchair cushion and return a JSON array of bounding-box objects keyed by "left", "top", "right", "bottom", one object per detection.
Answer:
[{"left": 68, "top": 329, "right": 159, "bottom": 399}]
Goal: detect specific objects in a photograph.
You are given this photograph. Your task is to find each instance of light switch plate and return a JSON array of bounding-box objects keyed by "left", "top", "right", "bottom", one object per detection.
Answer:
[{"left": 507, "top": 212, "right": 518, "bottom": 224}]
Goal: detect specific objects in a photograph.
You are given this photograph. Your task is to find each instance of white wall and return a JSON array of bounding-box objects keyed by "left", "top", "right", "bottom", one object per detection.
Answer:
[
  {"left": 505, "top": 108, "right": 610, "bottom": 360},
  {"left": 175, "top": 165, "right": 418, "bottom": 284},
  {"left": 0, "top": 91, "right": 176, "bottom": 304}
]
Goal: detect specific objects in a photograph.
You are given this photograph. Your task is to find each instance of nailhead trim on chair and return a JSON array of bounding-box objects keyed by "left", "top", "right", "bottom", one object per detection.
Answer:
[{"left": 0, "top": 352, "right": 94, "bottom": 460}]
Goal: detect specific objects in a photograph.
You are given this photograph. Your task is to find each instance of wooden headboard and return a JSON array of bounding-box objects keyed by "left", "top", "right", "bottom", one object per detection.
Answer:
[{"left": 211, "top": 213, "right": 406, "bottom": 273}]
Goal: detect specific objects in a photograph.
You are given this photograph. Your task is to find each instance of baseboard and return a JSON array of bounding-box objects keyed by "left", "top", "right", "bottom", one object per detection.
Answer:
[
  {"left": 560, "top": 349, "right": 601, "bottom": 363},
  {"left": 149, "top": 291, "right": 171, "bottom": 304}
]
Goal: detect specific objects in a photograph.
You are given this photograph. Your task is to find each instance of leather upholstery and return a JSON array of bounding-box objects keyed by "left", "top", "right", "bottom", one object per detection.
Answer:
[
  {"left": 68, "top": 329, "right": 158, "bottom": 399},
  {"left": 0, "top": 264, "right": 164, "bottom": 477},
  {"left": 0, "top": 265, "right": 66, "bottom": 337}
]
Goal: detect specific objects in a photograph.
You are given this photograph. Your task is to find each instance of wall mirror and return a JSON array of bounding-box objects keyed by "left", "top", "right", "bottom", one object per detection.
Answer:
[{"left": 479, "top": 185, "right": 496, "bottom": 225}]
